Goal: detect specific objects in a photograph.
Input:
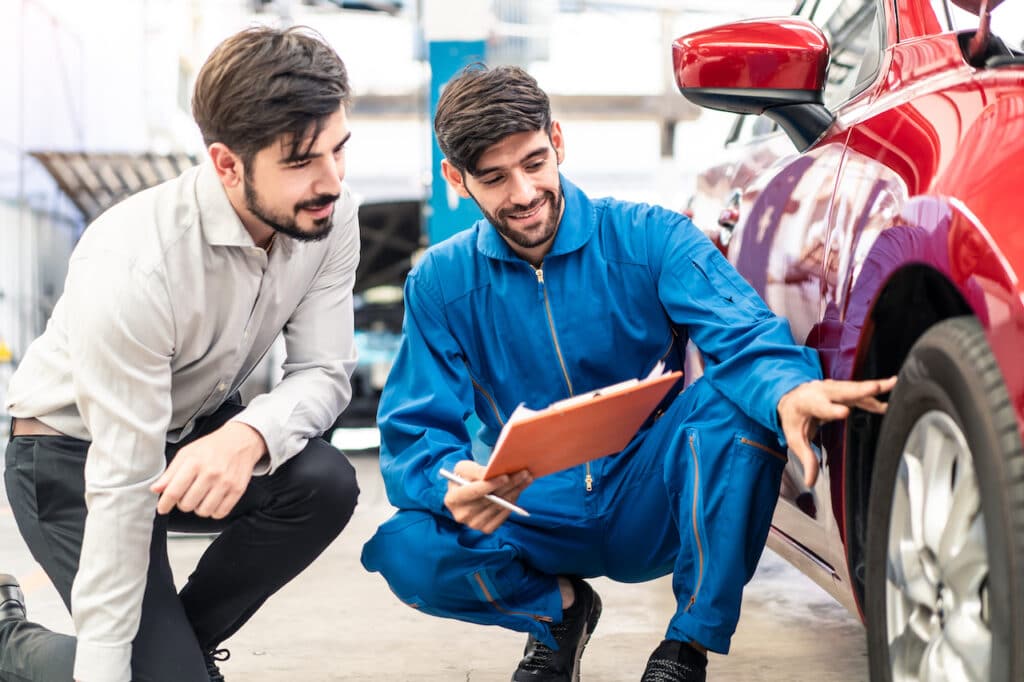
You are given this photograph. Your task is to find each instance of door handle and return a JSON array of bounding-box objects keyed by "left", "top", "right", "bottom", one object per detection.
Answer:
[{"left": 718, "top": 190, "right": 741, "bottom": 230}]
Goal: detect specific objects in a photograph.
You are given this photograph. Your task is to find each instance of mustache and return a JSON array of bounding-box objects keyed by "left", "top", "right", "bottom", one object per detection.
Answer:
[{"left": 295, "top": 194, "right": 340, "bottom": 211}]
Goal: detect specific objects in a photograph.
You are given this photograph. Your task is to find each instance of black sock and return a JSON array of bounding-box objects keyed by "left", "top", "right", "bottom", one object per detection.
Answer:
[{"left": 562, "top": 578, "right": 588, "bottom": 618}]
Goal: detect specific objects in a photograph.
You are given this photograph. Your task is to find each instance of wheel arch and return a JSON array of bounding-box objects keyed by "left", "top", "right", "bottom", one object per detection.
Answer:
[{"left": 844, "top": 263, "right": 972, "bottom": 610}]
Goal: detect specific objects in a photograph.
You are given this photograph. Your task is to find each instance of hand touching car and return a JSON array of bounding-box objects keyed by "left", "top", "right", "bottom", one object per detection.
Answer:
[{"left": 777, "top": 376, "right": 897, "bottom": 487}]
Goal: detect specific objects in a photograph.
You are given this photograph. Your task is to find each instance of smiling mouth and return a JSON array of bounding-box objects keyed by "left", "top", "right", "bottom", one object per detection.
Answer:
[
  {"left": 506, "top": 197, "right": 546, "bottom": 221},
  {"left": 301, "top": 203, "right": 334, "bottom": 215}
]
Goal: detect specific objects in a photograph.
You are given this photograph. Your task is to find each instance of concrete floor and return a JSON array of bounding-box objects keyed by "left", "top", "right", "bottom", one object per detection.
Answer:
[{"left": 1, "top": 451, "right": 869, "bottom": 681}]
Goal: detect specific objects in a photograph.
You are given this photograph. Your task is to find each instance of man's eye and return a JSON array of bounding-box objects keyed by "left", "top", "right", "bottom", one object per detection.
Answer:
[
  {"left": 527, "top": 161, "right": 545, "bottom": 171},
  {"left": 289, "top": 160, "right": 311, "bottom": 169},
  {"left": 481, "top": 176, "right": 502, "bottom": 186}
]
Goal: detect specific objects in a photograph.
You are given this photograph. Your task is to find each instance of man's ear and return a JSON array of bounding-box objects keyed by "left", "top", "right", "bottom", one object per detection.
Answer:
[
  {"left": 441, "top": 159, "right": 472, "bottom": 199},
  {"left": 550, "top": 120, "right": 566, "bottom": 165},
  {"left": 208, "top": 143, "right": 244, "bottom": 188}
]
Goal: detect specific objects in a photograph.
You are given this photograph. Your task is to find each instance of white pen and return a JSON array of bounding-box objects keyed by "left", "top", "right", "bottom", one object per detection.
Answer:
[{"left": 439, "top": 468, "right": 530, "bottom": 517}]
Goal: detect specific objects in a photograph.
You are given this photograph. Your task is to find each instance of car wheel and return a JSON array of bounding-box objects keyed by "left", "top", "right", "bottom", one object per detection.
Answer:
[{"left": 865, "top": 316, "right": 1024, "bottom": 682}]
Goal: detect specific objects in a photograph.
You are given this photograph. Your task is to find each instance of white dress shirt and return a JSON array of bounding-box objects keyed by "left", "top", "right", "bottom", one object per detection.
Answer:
[{"left": 5, "top": 162, "right": 359, "bottom": 681}]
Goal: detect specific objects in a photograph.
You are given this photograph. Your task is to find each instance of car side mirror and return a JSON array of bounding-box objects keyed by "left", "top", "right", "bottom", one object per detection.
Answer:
[{"left": 673, "top": 17, "right": 835, "bottom": 152}]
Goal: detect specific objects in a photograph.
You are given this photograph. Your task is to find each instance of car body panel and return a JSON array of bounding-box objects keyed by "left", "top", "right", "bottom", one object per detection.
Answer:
[{"left": 678, "top": 0, "right": 1024, "bottom": 615}]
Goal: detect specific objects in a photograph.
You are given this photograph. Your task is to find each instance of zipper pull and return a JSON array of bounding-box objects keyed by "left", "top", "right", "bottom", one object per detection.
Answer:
[
  {"left": 585, "top": 462, "right": 593, "bottom": 492},
  {"left": 535, "top": 267, "right": 544, "bottom": 301}
]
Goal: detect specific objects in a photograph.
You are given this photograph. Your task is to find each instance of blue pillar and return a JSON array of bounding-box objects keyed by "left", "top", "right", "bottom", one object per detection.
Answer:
[
  {"left": 427, "top": 39, "right": 485, "bottom": 245},
  {"left": 423, "top": 0, "right": 488, "bottom": 245}
]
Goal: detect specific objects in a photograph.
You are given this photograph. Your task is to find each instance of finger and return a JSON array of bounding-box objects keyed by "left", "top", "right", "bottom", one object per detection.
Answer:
[
  {"left": 156, "top": 467, "right": 197, "bottom": 515},
  {"left": 445, "top": 487, "right": 493, "bottom": 519},
  {"left": 211, "top": 492, "right": 241, "bottom": 520},
  {"left": 500, "top": 484, "right": 529, "bottom": 504},
  {"left": 807, "top": 403, "right": 850, "bottom": 422},
  {"left": 471, "top": 476, "right": 512, "bottom": 498},
  {"left": 151, "top": 459, "right": 178, "bottom": 493},
  {"left": 195, "top": 487, "right": 228, "bottom": 518},
  {"left": 464, "top": 499, "right": 504, "bottom": 531},
  {"left": 783, "top": 419, "right": 819, "bottom": 488},
  {"left": 852, "top": 396, "right": 888, "bottom": 414},
  {"left": 492, "top": 474, "right": 532, "bottom": 500},
  {"left": 446, "top": 479, "right": 480, "bottom": 503},
  {"left": 824, "top": 377, "right": 897, "bottom": 402},
  {"left": 791, "top": 438, "right": 819, "bottom": 488},
  {"left": 480, "top": 505, "right": 512, "bottom": 534},
  {"left": 176, "top": 476, "right": 211, "bottom": 514}
]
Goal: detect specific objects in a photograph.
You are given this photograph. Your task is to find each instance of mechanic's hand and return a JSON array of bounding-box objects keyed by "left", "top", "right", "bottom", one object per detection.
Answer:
[
  {"left": 777, "top": 376, "right": 897, "bottom": 488},
  {"left": 151, "top": 421, "right": 267, "bottom": 518},
  {"left": 443, "top": 459, "right": 532, "bottom": 534}
]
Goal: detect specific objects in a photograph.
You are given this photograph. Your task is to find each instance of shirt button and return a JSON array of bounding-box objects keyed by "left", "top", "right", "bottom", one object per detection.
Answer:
[{"left": 217, "top": 382, "right": 227, "bottom": 392}]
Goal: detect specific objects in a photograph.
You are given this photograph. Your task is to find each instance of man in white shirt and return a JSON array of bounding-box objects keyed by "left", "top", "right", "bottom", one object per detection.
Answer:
[{"left": 0, "top": 26, "right": 360, "bottom": 682}]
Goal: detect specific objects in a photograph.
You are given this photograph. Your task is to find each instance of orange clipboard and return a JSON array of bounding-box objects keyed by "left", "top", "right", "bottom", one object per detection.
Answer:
[{"left": 481, "top": 367, "right": 683, "bottom": 480}]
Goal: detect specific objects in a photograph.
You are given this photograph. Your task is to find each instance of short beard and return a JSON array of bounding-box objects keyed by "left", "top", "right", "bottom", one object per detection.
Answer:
[
  {"left": 243, "top": 171, "right": 338, "bottom": 243},
  {"left": 468, "top": 186, "right": 563, "bottom": 250}
]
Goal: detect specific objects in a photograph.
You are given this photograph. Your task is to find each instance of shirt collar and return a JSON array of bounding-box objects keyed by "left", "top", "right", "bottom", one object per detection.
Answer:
[
  {"left": 195, "top": 162, "right": 260, "bottom": 248},
  {"left": 475, "top": 173, "right": 595, "bottom": 262}
]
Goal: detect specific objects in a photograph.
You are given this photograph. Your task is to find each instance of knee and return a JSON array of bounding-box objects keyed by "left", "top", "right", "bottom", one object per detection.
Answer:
[
  {"left": 285, "top": 439, "right": 360, "bottom": 528},
  {"left": 362, "top": 511, "right": 446, "bottom": 602}
]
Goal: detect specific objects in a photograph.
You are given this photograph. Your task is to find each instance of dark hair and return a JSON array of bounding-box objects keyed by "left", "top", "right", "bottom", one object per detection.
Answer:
[
  {"left": 192, "top": 26, "right": 350, "bottom": 164},
  {"left": 434, "top": 64, "right": 552, "bottom": 175}
]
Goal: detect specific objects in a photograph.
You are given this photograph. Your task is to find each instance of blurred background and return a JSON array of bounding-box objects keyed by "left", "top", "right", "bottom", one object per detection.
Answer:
[{"left": 0, "top": 0, "right": 795, "bottom": 450}]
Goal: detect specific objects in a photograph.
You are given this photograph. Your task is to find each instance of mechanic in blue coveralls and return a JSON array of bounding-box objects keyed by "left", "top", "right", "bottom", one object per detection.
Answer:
[{"left": 361, "top": 65, "right": 895, "bottom": 682}]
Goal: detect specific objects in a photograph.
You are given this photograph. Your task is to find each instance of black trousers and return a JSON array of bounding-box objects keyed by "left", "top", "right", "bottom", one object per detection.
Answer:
[{"left": 0, "top": 401, "right": 359, "bottom": 681}]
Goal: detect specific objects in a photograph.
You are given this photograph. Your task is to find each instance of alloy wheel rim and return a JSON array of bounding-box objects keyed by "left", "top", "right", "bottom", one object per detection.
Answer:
[{"left": 885, "top": 410, "right": 990, "bottom": 682}]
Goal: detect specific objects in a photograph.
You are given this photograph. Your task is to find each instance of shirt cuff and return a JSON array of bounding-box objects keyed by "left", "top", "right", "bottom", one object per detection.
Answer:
[
  {"left": 229, "top": 412, "right": 278, "bottom": 475},
  {"left": 73, "top": 639, "right": 132, "bottom": 682}
]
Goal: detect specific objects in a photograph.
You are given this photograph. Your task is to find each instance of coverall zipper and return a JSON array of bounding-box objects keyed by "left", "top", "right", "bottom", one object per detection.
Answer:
[
  {"left": 740, "top": 437, "right": 787, "bottom": 463},
  {"left": 683, "top": 435, "right": 705, "bottom": 613},
  {"left": 473, "top": 572, "right": 553, "bottom": 622},
  {"left": 534, "top": 267, "right": 592, "bottom": 491}
]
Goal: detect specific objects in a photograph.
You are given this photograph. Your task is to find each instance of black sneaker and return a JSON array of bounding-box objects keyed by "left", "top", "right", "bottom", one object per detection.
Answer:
[
  {"left": 204, "top": 648, "right": 230, "bottom": 682},
  {"left": 512, "top": 577, "right": 602, "bottom": 682},
  {"left": 640, "top": 639, "right": 707, "bottom": 682},
  {"left": 0, "top": 574, "right": 27, "bottom": 622}
]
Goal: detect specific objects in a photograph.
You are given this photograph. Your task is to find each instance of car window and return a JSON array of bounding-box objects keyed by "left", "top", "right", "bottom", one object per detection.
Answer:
[
  {"left": 722, "top": 0, "right": 883, "bottom": 148},
  {"left": 934, "top": 0, "right": 1024, "bottom": 53},
  {"left": 724, "top": 113, "right": 780, "bottom": 147},
  {"left": 810, "top": 0, "right": 885, "bottom": 108}
]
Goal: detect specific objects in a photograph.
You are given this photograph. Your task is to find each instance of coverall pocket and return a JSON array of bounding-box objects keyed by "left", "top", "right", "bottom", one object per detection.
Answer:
[{"left": 728, "top": 434, "right": 786, "bottom": 580}]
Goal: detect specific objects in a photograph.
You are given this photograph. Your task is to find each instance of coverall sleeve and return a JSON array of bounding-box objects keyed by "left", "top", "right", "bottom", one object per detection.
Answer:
[
  {"left": 376, "top": 261, "right": 476, "bottom": 512},
  {"left": 647, "top": 207, "right": 823, "bottom": 437}
]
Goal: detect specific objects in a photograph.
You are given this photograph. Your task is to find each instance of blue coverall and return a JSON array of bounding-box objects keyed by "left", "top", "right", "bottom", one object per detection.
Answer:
[{"left": 361, "top": 176, "right": 822, "bottom": 653}]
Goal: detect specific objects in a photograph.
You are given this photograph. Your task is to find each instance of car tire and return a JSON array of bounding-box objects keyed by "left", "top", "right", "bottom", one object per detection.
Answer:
[{"left": 865, "top": 316, "right": 1024, "bottom": 682}]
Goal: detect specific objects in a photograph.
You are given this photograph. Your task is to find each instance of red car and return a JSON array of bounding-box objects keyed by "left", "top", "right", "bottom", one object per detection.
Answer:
[{"left": 673, "top": 2, "right": 1023, "bottom": 680}]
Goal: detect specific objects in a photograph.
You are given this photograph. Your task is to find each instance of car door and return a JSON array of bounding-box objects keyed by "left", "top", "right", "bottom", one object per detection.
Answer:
[{"left": 702, "top": 0, "right": 887, "bottom": 581}]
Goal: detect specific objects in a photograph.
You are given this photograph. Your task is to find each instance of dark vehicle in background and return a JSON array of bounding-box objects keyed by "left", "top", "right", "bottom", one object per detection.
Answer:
[{"left": 673, "top": 1, "right": 1024, "bottom": 679}]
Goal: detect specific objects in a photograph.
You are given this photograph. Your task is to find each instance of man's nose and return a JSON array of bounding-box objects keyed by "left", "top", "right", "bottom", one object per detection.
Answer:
[
  {"left": 315, "top": 155, "right": 344, "bottom": 197},
  {"left": 508, "top": 170, "right": 536, "bottom": 207}
]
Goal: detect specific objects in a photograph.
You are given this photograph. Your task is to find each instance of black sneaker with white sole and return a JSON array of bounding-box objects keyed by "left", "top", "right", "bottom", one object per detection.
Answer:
[
  {"left": 640, "top": 639, "right": 708, "bottom": 682},
  {"left": 511, "top": 577, "right": 602, "bottom": 682}
]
